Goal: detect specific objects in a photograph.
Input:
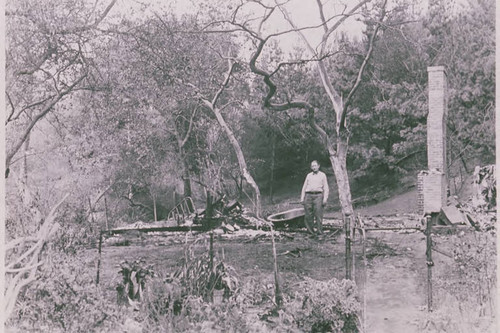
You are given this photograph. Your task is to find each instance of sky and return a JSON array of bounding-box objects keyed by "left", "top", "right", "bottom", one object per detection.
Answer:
[
  {"left": 108, "top": 0, "right": 472, "bottom": 60},
  {"left": 111, "top": 0, "right": 369, "bottom": 57}
]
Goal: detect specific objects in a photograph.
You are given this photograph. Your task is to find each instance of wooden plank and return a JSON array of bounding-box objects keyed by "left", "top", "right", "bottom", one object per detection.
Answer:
[
  {"left": 105, "top": 225, "right": 205, "bottom": 235},
  {"left": 440, "top": 206, "right": 466, "bottom": 225}
]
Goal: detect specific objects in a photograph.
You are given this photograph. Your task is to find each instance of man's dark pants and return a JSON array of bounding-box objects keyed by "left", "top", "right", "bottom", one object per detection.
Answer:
[{"left": 304, "top": 193, "right": 324, "bottom": 235}]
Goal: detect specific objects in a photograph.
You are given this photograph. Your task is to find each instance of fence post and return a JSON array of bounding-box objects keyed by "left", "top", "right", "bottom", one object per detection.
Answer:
[
  {"left": 96, "top": 230, "right": 103, "bottom": 285},
  {"left": 104, "top": 197, "right": 109, "bottom": 230},
  {"left": 361, "top": 225, "right": 367, "bottom": 333},
  {"left": 345, "top": 214, "right": 352, "bottom": 280},
  {"left": 271, "top": 227, "right": 283, "bottom": 307},
  {"left": 208, "top": 232, "right": 214, "bottom": 302},
  {"left": 426, "top": 214, "right": 435, "bottom": 312}
]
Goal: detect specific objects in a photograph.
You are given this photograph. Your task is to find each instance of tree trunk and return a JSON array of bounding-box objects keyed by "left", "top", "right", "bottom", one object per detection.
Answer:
[
  {"left": 179, "top": 148, "right": 192, "bottom": 198},
  {"left": 328, "top": 140, "right": 354, "bottom": 217},
  {"left": 211, "top": 106, "right": 262, "bottom": 217},
  {"left": 328, "top": 138, "right": 355, "bottom": 280},
  {"left": 16, "top": 133, "right": 43, "bottom": 232},
  {"left": 21, "top": 133, "right": 30, "bottom": 185},
  {"left": 269, "top": 133, "right": 276, "bottom": 203},
  {"left": 152, "top": 193, "right": 157, "bottom": 222}
]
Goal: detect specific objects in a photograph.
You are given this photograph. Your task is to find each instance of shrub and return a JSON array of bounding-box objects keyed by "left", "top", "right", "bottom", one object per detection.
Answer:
[
  {"left": 9, "top": 251, "right": 125, "bottom": 332},
  {"left": 117, "top": 259, "right": 155, "bottom": 306},
  {"left": 281, "top": 278, "right": 360, "bottom": 333}
]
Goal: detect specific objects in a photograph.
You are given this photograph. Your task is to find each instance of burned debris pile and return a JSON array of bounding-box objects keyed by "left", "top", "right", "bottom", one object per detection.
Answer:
[{"left": 439, "top": 165, "right": 496, "bottom": 231}]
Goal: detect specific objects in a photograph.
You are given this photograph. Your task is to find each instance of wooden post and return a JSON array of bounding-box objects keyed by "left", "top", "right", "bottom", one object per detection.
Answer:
[
  {"left": 206, "top": 191, "right": 213, "bottom": 219},
  {"left": 153, "top": 193, "right": 157, "bottom": 222},
  {"left": 88, "top": 197, "right": 95, "bottom": 233},
  {"left": 426, "top": 214, "right": 435, "bottom": 312},
  {"left": 269, "top": 133, "right": 276, "bottom": 203},
  {"left": 361, "top": 226, "right": 367, "bottom": 333},
  {"left": 104, "top": 197, "right": 109, "bottom": 231},
  {"left": 209, "top": 232, "right": 214, "bottom": 270},
  {"left": 96, "top": 231, "right": 103, "bottom": 285},
  {"left": 209, "top": 232, "right": 214, "bottom": 302},
  {"left": 271, "top": 227, "right": 283, "bottom": 307},
  {"left": 345, "top": 214, "right": 352, "bottom": 280}
]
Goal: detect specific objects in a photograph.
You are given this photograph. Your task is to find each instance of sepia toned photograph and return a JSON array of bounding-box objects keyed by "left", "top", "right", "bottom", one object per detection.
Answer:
[{"left": 3, "top": 0, "right": 496, "bottom": 332}]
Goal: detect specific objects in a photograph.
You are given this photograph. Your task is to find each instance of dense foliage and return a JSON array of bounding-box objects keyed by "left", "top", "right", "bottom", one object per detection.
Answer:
[{"left": 4, "top": 0, "right": 495, "bottom": 329}]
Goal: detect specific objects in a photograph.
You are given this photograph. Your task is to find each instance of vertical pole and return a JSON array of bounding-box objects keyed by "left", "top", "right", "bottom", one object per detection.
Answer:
[
  {"left": 271, "top": 227, "right": 283, "bottom": 307},
  {"left": 269, "top": 133, "right": 276, "bottom": 203},
  {"left": 352, "top": 218, "right": 356, "bottom": 280},
  {"left": 88, "top": 197, "right": 95, "bottom": 233},
  {"left": 209, "top": 232, "right": 214, "bottom": 302},
  {"left": 96, "top": 231, "right": 103, "bottom": 285},
  {"left": 104, "top": 197, "right": 109, "bottom": 231},
  {"left": 345, "top": 214, "right": 352, "bottom": 280},
  {"left": 209, "top": 232, "right": 214, "bottom": 270},
  {"left": 153, "top": 194, "right": 157, "bottom": 222},
  {"left": 361, "top": 226, "right": 367, "bottom": 333},
  {"left": 206, "top": 191, "right": 213, "bottom": 219},
  {"left": 426, "top": 214, "right": 434, "bottom": 312}
]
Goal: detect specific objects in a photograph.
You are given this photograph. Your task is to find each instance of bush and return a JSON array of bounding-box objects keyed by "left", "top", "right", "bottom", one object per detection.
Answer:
[
  {"left": 281, "top": 278, "right": 360, "bottom": 333},
  {"left": 9, "top": 250, "right": 124, "bottom": 332}
]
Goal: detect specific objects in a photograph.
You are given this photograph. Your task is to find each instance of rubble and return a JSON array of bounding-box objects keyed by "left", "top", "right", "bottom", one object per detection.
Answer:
[
  {"left": 472, "top": 165, "right": 496, "bottom": 209},
  {"left": 439, "top": 165, "right": 496, "bottom": 231}
]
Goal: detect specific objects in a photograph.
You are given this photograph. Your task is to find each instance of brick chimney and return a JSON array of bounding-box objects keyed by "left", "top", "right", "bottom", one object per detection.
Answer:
[{"left": 417, "top": 66, "right": 448, "bottom": 215}]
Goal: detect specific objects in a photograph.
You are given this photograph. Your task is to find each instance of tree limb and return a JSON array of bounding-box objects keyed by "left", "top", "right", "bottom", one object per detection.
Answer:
[
  {"left": 320, "top": 0, "right": 370, "bottom": 55},
  {"left": 6, "top": 237, "right": 38, "bottom": 251},
  {"left": 7, "top": 93, "right": 57, "bottom": 124},
  {"left": 340, "top": 0, "right": 387, "bottom": 130},
  {"left": 180, "top": 106, "right": 199, "bottom": 148},
  {"left": 7, "top": 194, "right": 68, "bottom": 269},
  {"left": 276, "top": 1, "right": 343, "bottom": 118},
  {"left": 60, "top": 0, "right": 118, "bottom": 34},
  {"left": 4, "top": 194, "right": 69, "bottom": 320},
  {"left": 85, "top": 182, "right": 115, "bottom": 220},
  {"left": 5, "top": 73, "right": 87, "bottom": 175},
  {"left": 5, "top": 261, "right": 44, "bottom": 274},
  {"left": 6, "top": 92, "right": 16, "bottom": 124},
  {"left": 122, "top": 196, "right": 153, "bottom": 212},
  {"left": 15, "top": 47, "right": 54, "bottom": 76},
  {"left": 394, "top": 149, "right": 425, "bottom": 166},
  {"left": 211, "top": 59, "right": 236, "bottom": 107}
]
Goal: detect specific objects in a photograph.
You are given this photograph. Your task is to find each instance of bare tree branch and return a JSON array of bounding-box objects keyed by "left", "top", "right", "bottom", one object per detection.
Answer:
[
  {"left": 122, "top": 196, "right": 153, "bottom": 212},
  {"left": 7, "top": 94, "right": 57, "bottom": 124},
  {"left": 5, "top": 73, "right": 88, "bottom": 174},
  {"left": 340, "top": 0, "right": 388, "bottom": 129},
  {"left": 5, "top": 261, "right": 44, "bottom": 274},
  {"left": 5, "top": 194, "right": 69, "bottom": 320},
  {"left": 180, "top": 106, "right": 199, "bottom": 148},
  {"left": 276, "top": 1, "right": 343, "bottom": 120},
  {"left": 5, "top": 237, "right": 38, "bottom": 251},
  {"left": 15, "top": 47, "right": 54, "bottom": 76},
  {"left": 319, "top": 0, "right": 369, "bottom": 55},
  {"left": 6, "top": 92, "right": 16, "bottom": 124},
  {"left": 60, "top": 0, "right": 118, "bottom": 34},
  {"left": 269, "top": 51, "right": 339, "bottom": 76},
  {"left": 212, "top": 59, "right": 237, "bottom": 107}
]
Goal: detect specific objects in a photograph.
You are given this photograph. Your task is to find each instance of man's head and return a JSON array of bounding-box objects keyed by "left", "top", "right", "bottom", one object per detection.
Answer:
[{"left": 310, "top": 160, "right": 320, "bottom": 173}]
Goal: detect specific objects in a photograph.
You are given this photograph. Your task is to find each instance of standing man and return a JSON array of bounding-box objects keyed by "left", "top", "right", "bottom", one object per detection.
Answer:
[{"left": 301, "top": 160, "right": 329, "bottom": 236}]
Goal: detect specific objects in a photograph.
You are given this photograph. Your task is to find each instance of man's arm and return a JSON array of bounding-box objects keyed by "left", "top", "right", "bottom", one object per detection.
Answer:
[
  {"left": 322, "top": 173, "right": 329, "bottom": 204},
  {"left": 300, "top": 174, "right": 309, "bottom": 202}
]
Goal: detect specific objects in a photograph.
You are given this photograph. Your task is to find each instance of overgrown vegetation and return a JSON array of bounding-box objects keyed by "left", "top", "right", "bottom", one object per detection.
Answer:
[
  {"left": 4, "top": 0, "right": 495, "bottom": 330},
  {"left": 424, "top": 229, "right": 496, "bottom": 332}
]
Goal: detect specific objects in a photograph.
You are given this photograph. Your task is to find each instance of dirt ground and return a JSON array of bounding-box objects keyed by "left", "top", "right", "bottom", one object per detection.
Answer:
[
  {"left": 92, "top": 190, "right": 496, "bottom": 332},
  {"left": 93, "top": 228, "right": 442, "bottom": 332}
]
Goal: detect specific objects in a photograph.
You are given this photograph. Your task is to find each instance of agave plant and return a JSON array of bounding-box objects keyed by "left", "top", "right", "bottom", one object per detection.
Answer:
[{"left": 117, "top": 259, "right": 154, "bottom": 307}]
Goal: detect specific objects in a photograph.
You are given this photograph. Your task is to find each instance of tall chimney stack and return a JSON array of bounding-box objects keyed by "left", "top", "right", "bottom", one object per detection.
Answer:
[
  {"left": 417, "top": 66, "right": 448, "bottom": 215},
  {"left": 427, "top": 66, "right": 448, "bottom": 172}
]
